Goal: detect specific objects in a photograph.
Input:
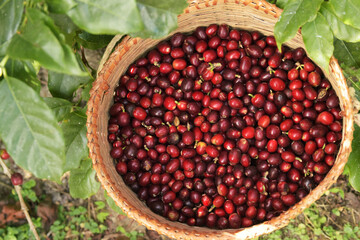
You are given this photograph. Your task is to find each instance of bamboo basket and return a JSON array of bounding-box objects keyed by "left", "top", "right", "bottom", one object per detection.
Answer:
[{"left": 87, "top": 0, "right": 354, "bottom": 239}]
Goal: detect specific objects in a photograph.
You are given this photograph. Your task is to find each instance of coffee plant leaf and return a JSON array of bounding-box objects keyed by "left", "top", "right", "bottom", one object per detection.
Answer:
[
  {"left": 0, "top": 77, "right": 66, "bottom": 182},
  {"left": 329, "top": 0, "right": 360, "bottom": 30},
  {"left": 76, "top": 31, "right": 113, "bottom": 50},
  {"left": 69, "top": 158, "right": 100, "bottom": 199},
  {"left": 5, "top": 59, "right": 41, "bottom": 92},
  {"left": 274, "top": 0, "right": 323, "bottom": 50},
  {"left": 0, "top": 40, "right": 10, "bottom": 57},
  {"left": 341, "top": 65, "right": 360, "bottom": 100},
  {"left": 334, "top": 39, "right": 360, "bottom": 68},
  {"left": 276, "top": 0, "right": 292, "bottom": 9},
  {"left": 66, "top": 0, "right": 144, "bottom": 35},
  {"left": 81, "top": 82, "right": 92, "bottom": 102},
  {"left": 0, "top": 0, "right": 24, "bottom": 45},
  {"left": 43, "top": 97, "right": 73, "bottom": 121},
  {"left": 320, "top": 3, "right": 360, "bottom": 43},
  {"left": 48, "top": 70, "right": 91, "bottom": 100},
  {"left": 61, "top": 110, "right": 88, "bottom": 171},
  {"left": 104, "top": 191, "right": 126, "bottom": 215},
  {"left": 346, "top": 124, "right": 360, "bottom": 191},
  {"left": 302, "top": 13, "right": 333, "bottom": 73},
  {"left": 49, "top": 13, "right": 79, "bottom": 46},
  {"left": 46, "top": 0, "right": 77, "bottom": 14},
  {"left": 130, "top": 0, "right": 188, "bottom": 38},
  {"left": 6, "top": 8, "right": 85, "bottom": 76}
]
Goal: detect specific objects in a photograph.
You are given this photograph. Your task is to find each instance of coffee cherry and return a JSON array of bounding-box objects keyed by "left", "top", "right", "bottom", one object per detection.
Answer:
[
  {"left": 0, "top": 149, "right": 10, "bottom": 160},
  {"left": 11, "top": 173, "right": 23, "bottom": 185},
  {"left": 316, "top": 111, "right": 334, "bottom": 125},
  {"left": 269, "top": 78, "right": 286, "bottom": 91}
]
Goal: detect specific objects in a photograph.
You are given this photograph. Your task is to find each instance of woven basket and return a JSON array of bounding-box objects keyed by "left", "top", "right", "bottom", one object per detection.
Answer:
[{"left": 87, "top": 0, "right": 354, "bottom": 239}]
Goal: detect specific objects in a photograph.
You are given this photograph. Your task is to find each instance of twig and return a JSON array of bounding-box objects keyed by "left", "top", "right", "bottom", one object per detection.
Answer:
[
  {"left": 303, "top": 213, "right": 331, "bottom": 240},
  {"left": 303, "top": 213, "right": 315, "bottom": 230},
  {"left": 351, "top": 209, "right": 357, "bottom": 226},
  {"left": 323, "top": 212, "right": 342, "bottom": 229},
  {"left": 0, "top": 158, "right": 40, "bottom": 240},
  {"left": 90, "top": 198, "right": 96, "bottom": 220},
  {"left": 102, "top": 233, "right": 125, "bottom": 240},
  {"left": 88, "top": 197, "right": 91, "bottom": 221}
]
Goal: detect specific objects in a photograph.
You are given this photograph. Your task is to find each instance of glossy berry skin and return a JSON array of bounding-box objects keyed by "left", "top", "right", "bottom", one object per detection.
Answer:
[
  {"left": 316, "top": 111, "right": 334, "bottom": 125},
  {"left": 0, "top": 149, "right": 10, "bottom": 160},
  {"left": 11, "top": 173, "right": 23, "bottom": 185},
  {"left": 269, "top": 78, "right": 286, "bottom": 91},
  {"left": 108, "top": 24, "right": 342, "bottom": 229}
]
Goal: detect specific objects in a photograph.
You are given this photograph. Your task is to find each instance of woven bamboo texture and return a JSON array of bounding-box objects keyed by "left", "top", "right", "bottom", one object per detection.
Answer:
[{"left": 87, "top": 0, "right": 354, "bottom": 239}]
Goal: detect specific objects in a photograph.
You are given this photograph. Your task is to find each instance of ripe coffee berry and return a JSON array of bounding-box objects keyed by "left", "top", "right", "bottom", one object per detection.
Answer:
[
  {"left": 0, "top": 149, "right": 10, "bottom": 160},
  {"left": 108, "top": 24, "right": 342, "bottom": 229},
  {"left": 11, "top": 173, "right": 23, "bottom": 186}
]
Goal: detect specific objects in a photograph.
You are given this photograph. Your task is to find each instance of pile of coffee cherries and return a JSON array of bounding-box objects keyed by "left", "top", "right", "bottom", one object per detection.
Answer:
[{"left": 107, "top": 24, "right": 342, "bottom": 229}]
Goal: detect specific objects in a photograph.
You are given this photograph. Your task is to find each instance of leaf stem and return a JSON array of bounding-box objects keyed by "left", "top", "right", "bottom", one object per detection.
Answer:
[
  {"left": 0, "top": 55, "right": 9, "bottom": 67},
  {"left": 0, "top": 55, "right": 9, "bottom": 78},
  {"left": 0, "top": 158, "right": 40, "bottom": 240}
]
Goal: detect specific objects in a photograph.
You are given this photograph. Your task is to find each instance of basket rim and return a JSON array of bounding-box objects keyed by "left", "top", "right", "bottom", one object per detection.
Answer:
[{"left": 87, "top": 0, "right": 354, "bottom": 239}]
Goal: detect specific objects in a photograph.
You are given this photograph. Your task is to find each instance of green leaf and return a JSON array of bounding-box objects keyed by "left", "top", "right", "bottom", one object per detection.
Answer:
[
  {"left": 104, "top": 191, "right": 126, "bottom": 215},
  {"left": 332, "top": 208, "right": 341, "bottom": 216},
  {"left": 61, "top": 110, "right": 88, "bottom": 171},
  {"left": 6, "top": 8, "right": 85, "bottom": 76},
  {"left": 314, "top": 228, "right": 323, "bottom": 236},
  {"left": 341, "top": 65, "right": 360, "bottom": 98},
  {"left": 347, "top": 124, "right": 360, "bottom": 191},
  {"left": 43, "top": 97, "right": 73, "bottom": 121},
  {"left": 69, "top": 158, "right": 100, "bottom": 199},
  {"left": 302, "top": 13, "right": 333, "bottom": 72},
  {"left": 0, "top": 40, "right": 10, "bottom": 56},
  {"left": 50, "top": 13, "right": 78, "bottom": 34},
  {"left": 66, "top": 0, "right": 144, "bottom": 35},
  {"left": 333, "top": 39, "right": 360, "bottom": 68},
  {"left": 95, "top": 201, "right": 106, "bottom": 209},
  {"left": 81, "top": 82, "right": 92, "bottom": 102},
  {"left": 49, "top": 13, "right": 79, "bottom": 45},
  {"left": 0, "top": 0, "right": 24, "bottom": 45},
  {"left": 276, "top": 0, "right": 292, "bottom": 9},
  {"left": 4, "top": 59, "right": 41, "bottom": 92},
  {"left": 274, "top": 0, "right": 323, "bottom": 50},
  {"left": 131, "top": 0, "right": 188, "bottom": 38},
  {"left": 328, "top": 187, "right": 345, "bottom": 199},
  {"left": 23, "top": 179, "right": 36, "bottom": 189},
  {"left": 329, "top": 0, "right": 360, "bottom": 30},
  {"left": 320, "top": 3, "right": 360, "bottom": 42},
  {"left": 46, "top": 0, "right": 77, "bottom": 13},
  {"left": 0, "top": 77, "right": 65, "bottom": 182},
  {"left": 48, "top": 70, "right": 91, "bottom": 99},
  {"left": 96, "top": 212, "right": 109, "bottom": 223},
  {"left": 76, "top": 31, "right": 113, "bottom": 50}
]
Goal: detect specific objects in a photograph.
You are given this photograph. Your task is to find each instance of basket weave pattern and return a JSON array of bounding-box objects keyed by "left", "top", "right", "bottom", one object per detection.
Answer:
[{"left": 87, "top": 1, "right": 354, "bottom": 239}]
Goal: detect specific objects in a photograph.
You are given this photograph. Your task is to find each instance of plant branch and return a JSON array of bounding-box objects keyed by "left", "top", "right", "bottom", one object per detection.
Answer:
[{"left": 0, "top": 158, "right": 40, "bottom": 240}]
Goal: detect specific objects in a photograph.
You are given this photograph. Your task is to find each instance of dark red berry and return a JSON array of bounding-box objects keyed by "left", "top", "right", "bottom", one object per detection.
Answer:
[{"left": 11, "top": 173, "right": 23, "bottom": 185}]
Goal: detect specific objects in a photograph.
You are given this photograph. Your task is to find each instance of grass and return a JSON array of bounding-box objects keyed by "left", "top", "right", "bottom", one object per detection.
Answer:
[{"left": 257, "top": 204, "right": 360, "bottom": 240}]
